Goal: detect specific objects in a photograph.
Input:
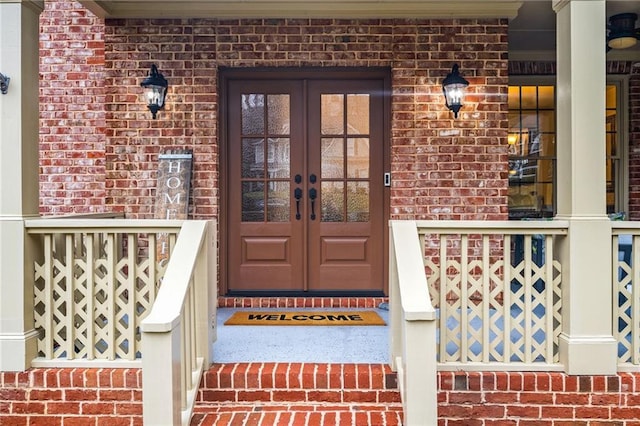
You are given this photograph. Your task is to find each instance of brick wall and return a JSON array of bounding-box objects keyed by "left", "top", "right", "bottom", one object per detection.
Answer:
[
  {"left": 39, "top": 1, "right": 509, "bottom": 219},
  {"left": 440, "top": 371, "right": 640, "bottom": 425},
  {"left": 39, "top": 0, "right": 108, "bottom": 216},
  {"left": 629, "top": 75, "right": 640, "bottom": 221},
  {"left": 0, "top": 368, "right": 142, "bottom": 425},
  {"left": 4, "top": 369, "right": 640, "bottom": 424},
  {"left": 103, "top": 14, "right": 508, "bottom": 220}
]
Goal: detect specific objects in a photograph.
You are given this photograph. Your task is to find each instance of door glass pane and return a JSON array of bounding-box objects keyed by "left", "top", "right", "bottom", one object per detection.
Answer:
[
  {"left": 347, "top": 182, "right": 369, "bottom": 222},
  {"left": 268, "top": 138, "right": 290, "bottom": 178},
  {"left": 241, "top": 94, "right": 264, "bottom": 135},
  {"left": 267, "top": 181, "right": 290, "bottom": 222},
  {"left": 321, "top": 94, "right": 344, "bottom": 135},
  {"left": 321, "top": 138, "right": 344, "bottom": 178},
  {"left": 347, "top": 138, "right": 369, "bottom": 178},
  {"left": 347, "top": 94, "right": 369, "bottom": 134},
  {"left": 242, "top": 138, "right": 264, "bottom": 178},
  {"left": 268, "top": 94, "right": 290, "bottom": 135},
  {"left": 242, "top": 181, "right": 264, "bottom": 222},
  {"left": 321, "top": 181, "right": 344, "bottom": 222}
]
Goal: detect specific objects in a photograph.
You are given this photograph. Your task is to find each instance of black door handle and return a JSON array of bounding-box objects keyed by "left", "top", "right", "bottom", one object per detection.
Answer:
[
  {"left": 309, "top": 188, "right": 317, "bottom": 220},
  {"left": 294, "top": 187, "right": 303, "bottom": 220}
]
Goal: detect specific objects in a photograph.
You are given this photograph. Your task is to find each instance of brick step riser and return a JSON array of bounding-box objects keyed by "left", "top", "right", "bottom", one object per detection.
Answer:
[
  {"left": 199, "top": 388, "right": 401, "bottom": 404},
  {"left": 190, "top": 407, "right": 403, "bottom": 426},
  {"left": 197, "top": 363, "right": 399, "bottom": 405}
]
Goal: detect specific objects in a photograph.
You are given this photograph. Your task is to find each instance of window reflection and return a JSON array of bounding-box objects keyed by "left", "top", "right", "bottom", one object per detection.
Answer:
[{"left": 508, "top": 84, "right": 620, "bottom": 218}]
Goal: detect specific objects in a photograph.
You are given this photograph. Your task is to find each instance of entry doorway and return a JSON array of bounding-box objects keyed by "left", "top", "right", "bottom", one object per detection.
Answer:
[{"left": 222, "top": 69, "right": 390, "bottom": 295}]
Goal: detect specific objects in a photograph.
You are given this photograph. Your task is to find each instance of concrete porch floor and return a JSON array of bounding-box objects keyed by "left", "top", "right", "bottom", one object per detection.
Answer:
[{"left": 212, "top": 307, "right": 390, "bottom": 364}]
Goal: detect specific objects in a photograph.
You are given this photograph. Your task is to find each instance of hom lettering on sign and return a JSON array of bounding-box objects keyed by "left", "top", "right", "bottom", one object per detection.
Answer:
[{"left": 154, "top": 150, "right": 193, "bottom": 259}]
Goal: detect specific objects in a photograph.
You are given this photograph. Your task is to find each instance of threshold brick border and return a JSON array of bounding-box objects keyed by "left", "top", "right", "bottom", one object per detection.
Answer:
[{"left": 217, "top": 296, "right": 388, "bottom": 309}]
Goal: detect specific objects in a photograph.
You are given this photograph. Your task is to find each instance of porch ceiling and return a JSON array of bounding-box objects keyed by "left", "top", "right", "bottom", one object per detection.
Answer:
[{"left": 79, "top": 0, "right": 523, "bottom": 19}]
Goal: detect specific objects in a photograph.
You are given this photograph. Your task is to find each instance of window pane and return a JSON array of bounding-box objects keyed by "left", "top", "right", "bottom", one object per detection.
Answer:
[
  {"left": 267, "top": 94, "right": 290, "bottom": 135},
  {"left": 347, "top": 138, "right": 369, "bottom": 178},
  {"left": 242, "top": 138, "right": 264, "bottom": 178},
  {"left": 347, "top": 182, "right": 369, "bottom": 222},
  {"left": 508, "top": 112, "right": 522, "bottom": 129},
  {"left": 520, "top": 86, "right": 538, "bottom": 109},
  {"left": 321, "top": 94, "right": 344, "bottom": 135},
  {"left": 267, "top": 181, "right": 290, "bottom": 222},
  {"left": 606, "top": 85, "right": 617, "bottom": 109},
  {"left": 241, "top": 94, "right": 264, "bottom": 135},
  {"left": 509, "top": 82, "right": 621, "bottom": 218},
  {"left": 242, "top": 181, "right": 264, "bottom": 222},
  {"left": 347, "top": 94, "right": 369, "bottom": 134},
  {"left": 268, "top": 138, "right": 290, "bottom": 178},
  {"left": 321, "top": 138, "right": 344, "bottom": 178},
  {"left": 538, "top": 86, "right": 554, "bottom": 109},
  {"left": 538, "top": 111, "right": 555, "bottom": 133},
  {"left": 520, "top": 111, "right": 538, "bottom": 130},
  {"left": 537, "top": 134, "right": 556, "bottom": 157},
  {"left": 508, "top": 86, "right": 521, "bottom": 110},
  {"left": 321, "top": 181, "right": 344, "bottom": 222}
]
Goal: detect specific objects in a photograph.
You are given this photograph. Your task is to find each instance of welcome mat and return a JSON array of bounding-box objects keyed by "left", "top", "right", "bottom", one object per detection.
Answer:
[{"left": 224, "top": 311, "right": 386, "bottom": 326}]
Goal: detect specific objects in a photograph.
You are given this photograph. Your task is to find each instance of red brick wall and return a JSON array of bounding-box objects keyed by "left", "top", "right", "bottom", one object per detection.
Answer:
[
  {"left": 103, "top": 17, "right": 508, "bottom": 220},
  {"left": 1, "top": 368, "right": 142, "bottom": 425},
  {"left": 4, "top": 369, "right": 640, "bottom": 424},
  {"left": 39, "top": 0, "right": 108, "bottom": 216},
  {"left": 629, "top": 74, "right": 640, "bottom": 221},
  {"left": 440, "top": 371, "right": 640, "bottom": 425},
  {"left": 39, "top": 1, "right": 509, "bottom": 219}
]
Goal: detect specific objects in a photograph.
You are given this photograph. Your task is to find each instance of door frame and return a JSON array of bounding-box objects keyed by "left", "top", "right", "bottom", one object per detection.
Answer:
[{"left": 219, "top": 67, "right": 392, "bottom": 296}]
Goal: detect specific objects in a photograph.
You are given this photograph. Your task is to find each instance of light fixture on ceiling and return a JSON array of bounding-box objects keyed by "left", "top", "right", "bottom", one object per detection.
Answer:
[
  {"left": 0, "top": 73, "right": 9, "bottom": 95},
  {"left": 442, "top": 64, "right": 469, "bottom": 119},
  {"left": 140, "top": 64, "right": 168, "bottom": 119},
  {"left": 607, "top": 13, "right": 640, "bottom": 51}
]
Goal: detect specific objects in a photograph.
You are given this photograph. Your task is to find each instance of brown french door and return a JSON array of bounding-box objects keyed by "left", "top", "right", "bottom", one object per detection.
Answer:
[{"left": 225, "top": 72, "right": 386, "bottom": 294}]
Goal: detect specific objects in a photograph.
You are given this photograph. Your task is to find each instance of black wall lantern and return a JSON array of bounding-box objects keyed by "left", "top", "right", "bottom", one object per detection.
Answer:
[
  {"left": 140, "top": 64, "right": 168, "bottom": 119},
  {"left": 442, "top": 64, "right": 469, "bottom": 119}
]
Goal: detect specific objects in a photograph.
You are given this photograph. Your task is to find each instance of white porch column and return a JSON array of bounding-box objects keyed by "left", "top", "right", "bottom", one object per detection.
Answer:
[
  {"left": 553, "top": 0, "right": 617, "bottom": 375},
  {"left": 0, "top": 0, "right": 44, "bottom": 371}
]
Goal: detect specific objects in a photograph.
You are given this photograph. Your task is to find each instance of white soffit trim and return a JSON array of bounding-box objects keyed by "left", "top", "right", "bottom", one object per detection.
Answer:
[{"left": 79, "top": 0, "right": 523, "bottom": 19}]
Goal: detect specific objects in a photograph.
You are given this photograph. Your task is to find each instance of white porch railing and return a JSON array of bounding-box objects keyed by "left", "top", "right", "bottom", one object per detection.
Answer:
[
  {"left": 389, "top": 220, "right": 438, "bottom": 426},
  {"left": 26, "top": 219, "right": 184, "bottom": 365},
  {"left": 612, "top": 223, "right": 640, "bottom": 370},
  {"left": 418, "top": 220, "right": 567, "bottom": 370},
  {"left": 389, "top": 219, "right": 569, "bottom": 423},
  {"left": 140, "top": 220, "right": 216, "bottom": 425},
  {"left": 25, "top": 218, "right": 217, "bottom": 425}
]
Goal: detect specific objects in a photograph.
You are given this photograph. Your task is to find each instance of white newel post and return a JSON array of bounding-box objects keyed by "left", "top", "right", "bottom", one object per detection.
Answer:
[
  {"left": 553, "top": 0, "right": 617, "bottom": 375},
  {"left": 0, "top": 0, "right": 44, "bottom": 371}
]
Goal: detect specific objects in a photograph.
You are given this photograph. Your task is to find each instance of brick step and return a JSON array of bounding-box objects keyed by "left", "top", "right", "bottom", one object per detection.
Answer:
[
  {"left": 191, "top": 362, "right": 403, "bottom": 425},
  {"left": 190, "top": 403, "right": 403, "bottom": 426}
]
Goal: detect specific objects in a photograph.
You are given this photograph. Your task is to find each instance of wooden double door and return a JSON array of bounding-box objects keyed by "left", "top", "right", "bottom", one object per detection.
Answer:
[{"left": 224, "top": 71, "right": 388, "bottom": 294}]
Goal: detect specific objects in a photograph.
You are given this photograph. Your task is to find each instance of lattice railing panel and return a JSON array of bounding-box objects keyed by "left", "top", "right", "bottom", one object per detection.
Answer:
[
  {"left": 424, "top": 232, "right": 563, "bottom": 366},
  {"left": 614, "top": 233, "right": 640, "bottom": 366},
  {"left": 33, "top": 229, "right": 177, "bottom": 361}
]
